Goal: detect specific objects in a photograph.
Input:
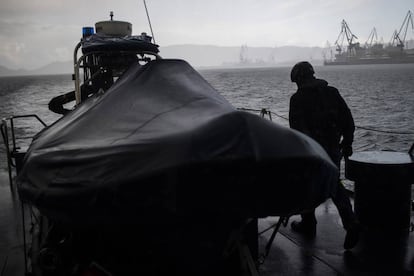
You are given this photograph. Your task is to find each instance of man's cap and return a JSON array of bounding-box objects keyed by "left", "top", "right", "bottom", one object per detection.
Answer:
[{"left": 290, "top": 61, "right": 315, "bottom": 83}]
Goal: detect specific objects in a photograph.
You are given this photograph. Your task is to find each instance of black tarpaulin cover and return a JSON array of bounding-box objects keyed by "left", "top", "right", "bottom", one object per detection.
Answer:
[
  {"left": 81, "top": 34, "right": 159, "bottom": 54},
  {"left": 17, "top": 59, "right": 338, "bottom": 225}
]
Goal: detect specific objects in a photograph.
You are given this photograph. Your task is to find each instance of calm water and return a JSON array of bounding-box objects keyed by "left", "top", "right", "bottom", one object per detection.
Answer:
[{"left": 1, "top": 64, "right": 414, "bottom": 184}]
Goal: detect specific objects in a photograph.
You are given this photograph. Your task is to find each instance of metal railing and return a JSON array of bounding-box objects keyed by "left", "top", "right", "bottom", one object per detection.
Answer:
[{"left": 1, "top": 114, "right": 47, "bottom": 190}]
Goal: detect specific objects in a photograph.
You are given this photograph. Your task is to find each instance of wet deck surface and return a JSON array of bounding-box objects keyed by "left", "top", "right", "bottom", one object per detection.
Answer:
[
  {"left": 1, "top": 170, "right": 414, "bottom": 275},
  {"left": 259, "top": 203, "right": 414, "bottom": 275},
  {"left": 1, "top": 171, "right": 27, "bottom": 276}
]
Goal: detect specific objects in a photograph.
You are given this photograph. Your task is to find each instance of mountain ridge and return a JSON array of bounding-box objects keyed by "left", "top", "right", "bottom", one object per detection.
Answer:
[{"left": 0, "top": 44, "right": 325, "bottom": 76}]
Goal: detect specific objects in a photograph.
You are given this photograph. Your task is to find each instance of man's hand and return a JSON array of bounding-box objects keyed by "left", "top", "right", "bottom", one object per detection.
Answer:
[{"left": 341, "top": 144, "right": 353, "bottom": 158}]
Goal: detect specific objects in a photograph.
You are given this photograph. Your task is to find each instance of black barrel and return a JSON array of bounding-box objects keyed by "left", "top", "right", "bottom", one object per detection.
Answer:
[{"left": 345, "top": 151, "right": 414, "bottom": 234}]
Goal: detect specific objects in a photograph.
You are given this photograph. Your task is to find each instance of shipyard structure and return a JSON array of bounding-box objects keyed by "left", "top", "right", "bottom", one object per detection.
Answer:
[{"left": 324, "top": 10, "right": 414, "bottom": 65}]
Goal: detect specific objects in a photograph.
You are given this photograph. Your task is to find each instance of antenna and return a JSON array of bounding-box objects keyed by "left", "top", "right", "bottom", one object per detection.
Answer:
[{"left": 143, "top": 0, "right": 156, "bottom": 44}]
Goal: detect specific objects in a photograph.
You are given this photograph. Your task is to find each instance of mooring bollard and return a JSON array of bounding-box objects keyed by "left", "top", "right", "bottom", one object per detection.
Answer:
[{"left": 345, "top": 151, "right": 414, "bottom": 234}]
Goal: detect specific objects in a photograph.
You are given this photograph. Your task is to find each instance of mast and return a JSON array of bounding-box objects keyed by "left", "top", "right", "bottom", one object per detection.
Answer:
[{"left": 143, "top": 0, "right": 156, "bottom": 44}]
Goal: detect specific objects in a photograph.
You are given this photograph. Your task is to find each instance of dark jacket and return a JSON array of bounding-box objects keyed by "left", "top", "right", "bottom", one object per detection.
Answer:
[{"left": 289, "top": 78, "right": 355, "bottom": 157}]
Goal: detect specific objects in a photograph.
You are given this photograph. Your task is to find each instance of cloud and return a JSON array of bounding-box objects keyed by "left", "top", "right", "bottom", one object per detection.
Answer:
[
  {"left": 0, "top": 0, "right": 412, "bottom": 69},
  {"left": 0, "top": 20, "right": 36, "bottom": 38},
  {"left": 0, "top": 41, "right": 27, "bottom": 68},
  {"left": 54, "top": 47, "right": 72, "bottom": 61},
  {"left": 0, "top": 18, "right": 79, "bottom": 69}
]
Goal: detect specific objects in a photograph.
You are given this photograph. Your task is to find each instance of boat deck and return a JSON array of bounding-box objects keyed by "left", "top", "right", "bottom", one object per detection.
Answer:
[
  {"left": 2, "top": 171, "right": 414, "bottom": 275},
  {"left": 258, "top": 201, "right": 414, "bottom": 275}
]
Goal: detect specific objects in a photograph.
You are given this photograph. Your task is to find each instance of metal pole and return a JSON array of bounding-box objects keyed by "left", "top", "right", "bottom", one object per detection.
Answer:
[
  {"left": 1, "top": 119, "right": 13, "bottom": 190},
  {"left": 73, "top": 42, "right": 82, "bottom": 105},
  {"left": 143, "top": 0, "right": 156, "bottom": 44},
  {"left": 21, "top": 202, "right": 28, "bottom": 275}
]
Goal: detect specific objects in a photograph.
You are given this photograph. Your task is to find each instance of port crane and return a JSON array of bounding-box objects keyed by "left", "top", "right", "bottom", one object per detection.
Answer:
[
  {"left": 334, "top": 19, "right": 361, "bottom": 57},
  {"left": 365, "top": 27, "right": 378, "bottom": 48},
  {"left": 325, "top": 10, "right": 414, "bottom": 64},
  {"left": 239, "top": 44, "right": 249, "bottom": 64},
  {"left": 389, "top": 10, "right": 413, "bottom": 49},
  {"left": 364, "top": 27, "right": 385, "bottom": 56}
]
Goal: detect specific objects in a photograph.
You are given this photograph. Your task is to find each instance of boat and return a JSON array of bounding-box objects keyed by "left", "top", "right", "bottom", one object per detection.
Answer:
[
  {"left": 0, "top": 12, "right": 339, "bottom": 275},
  {"left": 324, "top": 12, "right": 414, "bottom": 65},
  {"left": 0, "top": 9, "right": 414, "bottom": 276}
]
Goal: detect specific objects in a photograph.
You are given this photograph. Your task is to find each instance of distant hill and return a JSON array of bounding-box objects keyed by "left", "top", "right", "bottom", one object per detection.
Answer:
[
  {"left": 0, "top": 61, "right": 72, "bottom": 77},
  {"left": 160, "top": 44, "right": 240, "bottom": 67},
  {"left": 160, "top": 44, "right": 325, "bottom": 67},
  {"left": 0, "top": 65, "right": 28, "bottom": 76},
  {"left": 0, "top": 45, "right": 325, "bottom": 76},
  {"left": 34, "top": 61, "right": 73, "bottom": 76}
]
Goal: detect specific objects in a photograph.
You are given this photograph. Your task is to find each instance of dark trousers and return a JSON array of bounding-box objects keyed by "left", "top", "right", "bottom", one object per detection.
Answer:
[{"left": 301, "top": 148, "right": 356, "bottom": 230}]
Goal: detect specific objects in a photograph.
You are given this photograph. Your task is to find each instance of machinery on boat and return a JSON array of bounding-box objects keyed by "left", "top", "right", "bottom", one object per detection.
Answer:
[
  {"left": 48, "top": 11, "right": 160, "bottom": 115},
  {"left": 1, "top": 13, "right": 339, "bottom": 276}
]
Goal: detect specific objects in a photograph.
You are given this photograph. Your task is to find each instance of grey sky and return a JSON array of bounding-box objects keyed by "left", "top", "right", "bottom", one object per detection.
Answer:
[{"left": 0, "top": 0, "right": 413, "bottom": 69}]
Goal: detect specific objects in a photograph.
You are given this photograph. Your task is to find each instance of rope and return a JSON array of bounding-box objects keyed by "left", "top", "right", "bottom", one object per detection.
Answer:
[
  {"left": 237, "top": 107, "right": 414, "bottom": 135},
  {"left": 237, "top": 107, "right": 263, "bottom": 113},
  {"left": 355, "top": 125, "right": 414, "bottom": 135},
  {"left": 258, "top": 216, "right": 290, "bottom": 264},
  {"left": 269, "top": 111, "right": 289, "bottom": 121}
]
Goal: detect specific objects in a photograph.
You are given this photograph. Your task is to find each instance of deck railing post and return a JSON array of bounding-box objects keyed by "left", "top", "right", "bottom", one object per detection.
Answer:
[{"left": 1, "top": 119, "right": 13, "bottom": 191}]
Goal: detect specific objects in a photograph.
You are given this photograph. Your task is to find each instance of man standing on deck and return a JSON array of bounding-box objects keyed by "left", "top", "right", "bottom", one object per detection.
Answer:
[{"left": 288, "top": 61, "right": 361, "bottom": 250}]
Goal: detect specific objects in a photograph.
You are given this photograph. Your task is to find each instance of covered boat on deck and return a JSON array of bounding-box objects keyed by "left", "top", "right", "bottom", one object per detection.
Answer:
[{"left": 14, "top": 14, "right": 339, "bottom": 276}]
